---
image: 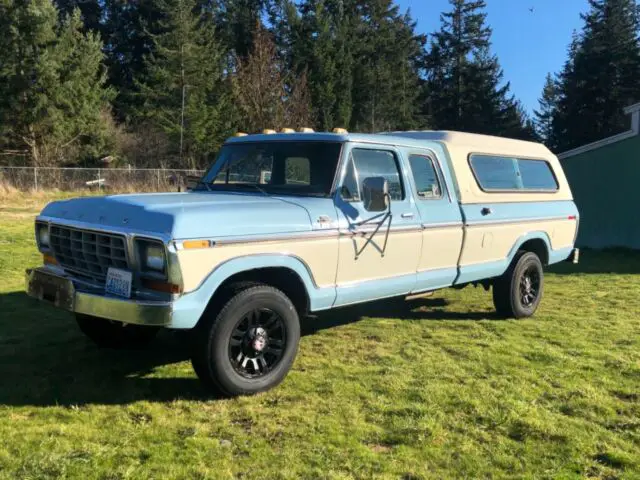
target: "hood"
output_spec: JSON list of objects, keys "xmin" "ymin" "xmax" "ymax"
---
[{"xmin": 39, "ymin": 192, "xmax": 314, "ymax": 239}]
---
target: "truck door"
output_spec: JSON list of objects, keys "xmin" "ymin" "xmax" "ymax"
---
[
  {"xmin": 403, "ymin": 148, "xmax": 464, "ymax": 293},
  {"xmin": 333, "ymin": 143, "xmax": 422, "ymax": 307}
]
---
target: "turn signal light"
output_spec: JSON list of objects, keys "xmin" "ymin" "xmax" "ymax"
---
[
  {"xmin": 43, "ymin": 254, "xmax": 57, "ymax": 265},
  {"xmin": 141, "ymin": 279, "xmax": 183, "ymax": 294},
  {"xmin": 182, "ymin": 239, "xmax": 213, "ymax": 250}
]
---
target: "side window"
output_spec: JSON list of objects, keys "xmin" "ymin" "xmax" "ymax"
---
[
  {"xmin": 518, "ymin": 159, "xmax": 558, "ymax": 190},
  {"xmin": 409, "ymin": 154, "xmax": 442, "ymax": 199},
  {"xmin": 470, "ymin": 154, "xmax": 559, "ymax": 192},
  {"xmin": 351, "ymin": 148, "xmax": 405, "ymax": 201},
  {"xmin": 285, "ymin": 157, "xmax": 310, "ymax": 185},
  {"xmin": 470, "ymin": 155, "xmax": 520, "ymax": 191}
]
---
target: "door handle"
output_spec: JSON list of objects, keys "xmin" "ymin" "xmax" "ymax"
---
[
  {"xmin": 481, "ymin": 207, "xmax": 493, "ymax": 216},
  {"xmin": 401, "ymin": 212, "xmax": 414, "ymax": 219}
]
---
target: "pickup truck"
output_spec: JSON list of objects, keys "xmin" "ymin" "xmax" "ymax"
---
[{"xmin": 26, "ymin": 130, "xmax": 579, "ymax": 396}]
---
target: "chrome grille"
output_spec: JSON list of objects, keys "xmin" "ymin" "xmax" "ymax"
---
[{"xmin": 49, "ymin": 224, "xmax": 129, "ymax": 281}]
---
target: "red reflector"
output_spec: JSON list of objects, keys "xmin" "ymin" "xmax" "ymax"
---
[
  {"xmin": 141, "ymin": 278, "xmax": 183, "ymax": 294},
  {"xmin": 568, "ymin": 215, "xmax": 577, "ymax": 220}
]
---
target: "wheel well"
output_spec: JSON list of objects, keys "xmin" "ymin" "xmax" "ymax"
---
[
  {"xmin": 203, "ymin": 267, "xmax": 310, "ymax": 322},
  {"xmin": 518, "ymin": 238, "xmax": 549, "ymax": 265}
]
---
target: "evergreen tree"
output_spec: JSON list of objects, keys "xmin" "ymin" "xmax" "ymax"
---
[
  {"xmin": 425, "ymin": 0, "xmax": 533, "ymax": 138},
  {"xmin": 294, "ymin": 0, "xmax": 354, "ymax": 131},
  {"xmin": 214, "ymin": 0, "xmax": 266, "ymax": 58},
  {"xmin": 101, "ymin": 0, "xmax": 164, "ymax": 121},
  {"xmin": 534, "ymin": 73, "xmax": 560, "ymax": 146},
  {"xmin": 53, "ymin": 0, "xmax": 103, "ymax": 33},
  {"xmin": 552, "ymin": 0, "xmax": 640, "ymax": 151},
  {"xmin": 350, "ymin": 0, "xmax": 426, "ymax": 132},
  {"xmin": 134, "ymin": 0, "xmax": 232, "ymax": 168},
  {"xmin": 0, "ymin": 2, "xmax": 114, "ymax": 165}
]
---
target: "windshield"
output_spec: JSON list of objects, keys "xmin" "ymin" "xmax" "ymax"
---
[{"xmin": 199, "ymin": 141, "xmax": 343, "ymax": 197}]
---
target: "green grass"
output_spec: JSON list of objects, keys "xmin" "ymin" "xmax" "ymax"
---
[{"xmin": 1, "ymin": 197, "xmax": 639, "ymax": 479}]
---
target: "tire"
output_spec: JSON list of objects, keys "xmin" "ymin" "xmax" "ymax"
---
[
  {"xmin": 492, "ymin": 251, "xmax": 544, "ymax": 319},
  {"xmin": 75, "ymin": 314, "xmax": 159, "ymax": 349},
  {"xmin": 191, "ymin": 285, "xmax": 300, "ymax": 397}
]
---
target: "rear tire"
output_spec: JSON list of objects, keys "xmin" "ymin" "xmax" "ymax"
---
[
  {"xmin": 191, "ymin": 285, "xmax": 300, "ymax": 397},
  {"xmin": 75, "ymin": 314, "xmax": 159, "ymax": 349},
  {"xmin": 492, "ymin": 251, "xmax": 544, "ymax": 319}
]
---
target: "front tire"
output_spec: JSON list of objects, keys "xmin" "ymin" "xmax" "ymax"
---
[
  {"xmin": 492, "ymin": 251, "xmax": 544, "ymax": 318},
  {"xmin": 191, "ymin": 285, "xmax": 300, "ymax": 397},
  {"xmin": 75, "ymin": 314, "xmax": 159, "ymax": 349}
]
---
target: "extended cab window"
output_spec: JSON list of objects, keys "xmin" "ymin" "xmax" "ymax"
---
[
  {"xmin": 341, "ymin": 149, "xmax": 405, "ymax": 201},
  {"xmin": 409, "ymin": 154, "xmax": 442, "ymax": 199},
  {"xmin": 470, "ymin": 154, "xmax": 558, "ymax": 192}
]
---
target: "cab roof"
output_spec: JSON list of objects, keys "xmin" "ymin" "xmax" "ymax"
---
[{"xmin": 224, "ymin": 130, "xmax": 553, "ymax": 159}]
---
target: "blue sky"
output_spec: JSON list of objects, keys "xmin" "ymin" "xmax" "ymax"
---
[{"xmin": 395, "ymin": 0, "xmax": 590, "ymax": 115}]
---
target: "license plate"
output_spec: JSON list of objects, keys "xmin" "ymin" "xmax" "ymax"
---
[{"xmin": 105, "ymin": 268, "xmax": 132, "ymax": 298}]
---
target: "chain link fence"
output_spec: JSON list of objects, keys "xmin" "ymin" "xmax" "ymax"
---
[{"xmin": 0, "ymin": 167, "xmax": 206, "ymax": 193}]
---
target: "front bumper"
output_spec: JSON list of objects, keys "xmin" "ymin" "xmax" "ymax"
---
[{"xmin": 25, "ymin": 267, "xmax": 173, "ymax": 327}]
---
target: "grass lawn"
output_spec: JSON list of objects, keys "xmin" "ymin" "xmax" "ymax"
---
[{"xmin": 0, "ymin": 194, "xmax": 639, "ymax": 479}]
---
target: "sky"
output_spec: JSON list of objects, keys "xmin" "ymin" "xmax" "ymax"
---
[{"xmin": 394, "ymin": 0, "xmax": 591, "ymax": 115}]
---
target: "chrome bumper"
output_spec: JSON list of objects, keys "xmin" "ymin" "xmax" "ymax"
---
[{"xmin": 25, "ymin": 268, "xmax": 173, "ymax": 327}]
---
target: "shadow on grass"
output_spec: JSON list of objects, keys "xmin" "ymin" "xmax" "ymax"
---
[
  {"xmin": 549, "ymin": 248, "xmax": 640, "ymax": 275},
  {"xmin": 301, "ymin": 296, "xmax": 499, "ymax": 336},
  {"xmin": 0, "ymin": 291, "xmax": 211, "ymax": 406},
  {"xmin": 0, "ymin": 291, "xmax": 495, "ymax": 407}
]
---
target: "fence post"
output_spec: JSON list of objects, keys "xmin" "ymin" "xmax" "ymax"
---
[
  {"xmin": 98, "ymin": 169, "xmax": 102, "ymax": 191},
  {"xmin": 34, "ymin": 167, "xmax": 38, "ymax": 191},
  {"xmin": 157, "ymin": 169, "xmax": 160, "ymax": 191}
]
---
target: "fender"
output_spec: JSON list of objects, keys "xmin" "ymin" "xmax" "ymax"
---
[
  {"xmin": 169, "ymin": 254, "xmax": 337, "ymax": 329},
  {"xmin": 507, "ymin": 231, "xmax": 552, "ymax": 264},
  {"xmin": 456, "ymin": 231, "xmax": 553, "ymax": 285}
]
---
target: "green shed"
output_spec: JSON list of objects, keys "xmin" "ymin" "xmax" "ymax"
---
[{"xmin": 559, "ymin": 103, "xmax": 640, "ymax": 249}]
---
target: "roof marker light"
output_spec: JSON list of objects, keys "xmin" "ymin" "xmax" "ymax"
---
[
  {"xmin": 262, "ymin": 129, "xmax": 276, "ymax": 134},
  {"xmin": 332, "ymin": 128, "xmax": 348, "ymax": 134},
  {"xmin": 281, "ymin": 128, "xmax": 295, "ymax": 133},
  {"xmin": 298, "ymin": 127, "xmax": 315, "ymax": 133},
  {"xmin": 234, "ymin": 132, "xmax": 248, "ymax": 137}
]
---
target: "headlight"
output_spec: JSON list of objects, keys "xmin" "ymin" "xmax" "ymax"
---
[
  {"xmin": 36, "ymin": 223, "xmax": 50, "ymax": 249},
  {"xmin": 137, "ymin": 240, "xmax": 166, "ymax": 274}
]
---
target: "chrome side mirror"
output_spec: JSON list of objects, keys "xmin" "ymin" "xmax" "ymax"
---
[{"xmin": 362, "ymin": 177, "xmax": 389, "ymax": 212}]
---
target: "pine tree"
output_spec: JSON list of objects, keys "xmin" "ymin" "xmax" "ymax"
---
[
  {"xmin": 0, "ymin": 2, "xmax": 114, "ymax": 165},
  {"xmin": 534, "ymin": 73, "xmax": 560, "ymax": 146},
  {"xmin": 294, "ymin": 0, "xmax": 355, "ymax": 131},
  {"xmin": 53, "ymin": 0, "xmax": 103, "ymax": 33},
  {"xmin": 214, "ymin": 0, "xmax": 266, "ymax": 58},
  {"xmin": 101, "ymin": 0, "xmax": 164, "ymax": 120},
  {"xmin": 552, "ymin": 0, "xmax": 640, "ymax": 152},
  {"xmin": 350, "ymin": 0, "xmax": 426, "ymax": 132},
  {"xmin": 425, "ymin": 0, "xmax": 533, "ymax": 138},
  {"xmin": 134, "ymin": 0, "xmax": 232, "ymax": 168}
]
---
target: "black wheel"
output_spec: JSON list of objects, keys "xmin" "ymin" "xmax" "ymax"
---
[
  {"xmin": 492, "ymin": 251, "xmax": 544, "ymax": 319},
  {"xmin": 191, "ymin": 285, "xmax": 300, "ymax": 397},
  {"xmin": 75, "ymin": 314, "xmax": 159, "ymax": 349}
]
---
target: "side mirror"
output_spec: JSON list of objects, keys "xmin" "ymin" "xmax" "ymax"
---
[{"xmin": 362, "ymin": 177, "xmax": 389, "ymax": 212}]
